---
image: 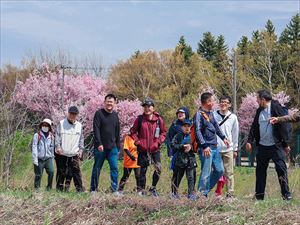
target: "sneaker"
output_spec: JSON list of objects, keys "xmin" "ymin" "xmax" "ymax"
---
[
  {"xmin": 283, "ymin": 194, "xmax": 292, "ymax": 201},
  {"xmin": 90, "ymin": 191, "xmax": 97, "ymax": 195},
  {"xmin": 226, "ymin": 192, "xmax": 235, "ymax": 198},
  {"xmin": 171, "ymin": 192, "xmax": 180, "ymax": 199},
  {"xmin": 113, "ymin": 191, "xmax": 124, "ymax": 197},
  {"xmin": 188, "ymin": 194, "xmax": 198, "ymax": 201},
  {"xmin": 137, "ymin": 190, "xmax": 146, "ymax": 197},
  {"xmin": 149, "ymin": 187, "xmax": 159, "ymax": 197}
]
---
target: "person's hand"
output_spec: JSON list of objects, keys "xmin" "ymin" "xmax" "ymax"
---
[
  {"xmin": 98, "ymin": 145, "xmax": 104, "ymax": 152},
  {"xmin": 223, "ymin": 139, "xmax": 230, "ymax": 148},
  {"xmin": 203, "ymin": 147, "xmax": 211, "ymax": 157},
  {"xmin": 233, "ymin": 151, "xmax": 238, "ymax": 159},
  {"xmin": 56, "ymin": 148, "xmax": 63, "ymax": 155},
  {"xmin": 246, "ymin": 143, "xmax": 252, "ymax": 153},
  {"xmin": 284, "ymin": 146, "xmax": 291, "ymax": 155},
  {"xmin": 33, "ymin": 161, "xmax": 38, "ymax": 166},
  {"xmin": 77, "ymin": 150, "xmax": 83, "ymax": 159},
  {"xmin": 184, "ymin": 144, "xmax": 191, "ymax": 153},
  {"xmin": 270, "ymin": 117, "xmax": 279, "ymax": 125}
]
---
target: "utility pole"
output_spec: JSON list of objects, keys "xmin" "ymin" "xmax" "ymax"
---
[
  {"xmin": 232, "ymin": 50, "xmax": 237, "ymax": 114},
  {"xmin": 60, "ymin": 65, "xmax": 71, "ymax": 111}
]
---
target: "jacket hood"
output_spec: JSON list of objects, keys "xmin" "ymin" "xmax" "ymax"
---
[{"xmin": 177, "ymin": 107, "xmax": 190, "ymax": 119}]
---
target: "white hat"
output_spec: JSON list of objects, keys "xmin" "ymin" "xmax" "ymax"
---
[{"xmin": 40, "ymin": 118, "xmax": 52, "ymax": 126}]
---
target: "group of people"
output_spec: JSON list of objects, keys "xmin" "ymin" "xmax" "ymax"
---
[{"xmin": 32, "ymin": 90, "xmax": 299, "ymax": 200}]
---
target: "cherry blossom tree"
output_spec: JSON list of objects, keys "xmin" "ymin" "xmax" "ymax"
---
[{"xmin": 13, "ymin": 63, "xmax": 143, "ymax": 139}]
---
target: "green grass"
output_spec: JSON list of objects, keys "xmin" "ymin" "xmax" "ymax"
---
[{"xmin": 2, "ymin": 144, "xmax": 300, "ymax": 201}]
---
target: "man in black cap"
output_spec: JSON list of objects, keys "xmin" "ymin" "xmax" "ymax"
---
[
  {"xmin": 130, "ymin": 98, "xmax": 166, "ymax": 196},
  {"xmin": 55, "ymin": 106, "xmax": 84, "ymax": 192}
]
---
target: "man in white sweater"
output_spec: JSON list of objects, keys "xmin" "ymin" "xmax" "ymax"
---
[
  {"xmin": 55, "ymin": 106, "xmax": 84, "ymax": 192},
  {"xmin": 213, "ymin": 96, "xmax": 239, "ymax": 197}
]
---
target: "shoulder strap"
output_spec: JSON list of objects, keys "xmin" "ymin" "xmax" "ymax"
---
[
  {"xmin": 219, "ymin": 113, "xmax": 232, "ymax": 127},
  {"xmin": 200, "ymin": 111, "xmax": 210, "ymax": 122},
  {"xmin": 137, "ymin": 115, "xmax": 143, "ymax": 134},
  {"xmin": 37, "ymin": 131, "xmax": 42, "ymax": 145}
]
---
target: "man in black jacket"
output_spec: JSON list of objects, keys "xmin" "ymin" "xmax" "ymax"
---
[
  {"xmin": 246, "ymin": 90, "xmax": 292, "ymax": 201},
  {"xmin": 90, "ymin": 94, "xmax": 121, "ymax": 193}
]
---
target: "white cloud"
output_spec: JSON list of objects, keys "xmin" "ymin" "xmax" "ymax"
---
[{"xmin": 1, "ymin": 11, "xmax": 96, "ymax": 47}]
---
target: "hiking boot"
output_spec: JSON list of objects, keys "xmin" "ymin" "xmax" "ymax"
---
[{"xmin": 149, "ymin": 187, "xmax": 159, "ymax": 197}]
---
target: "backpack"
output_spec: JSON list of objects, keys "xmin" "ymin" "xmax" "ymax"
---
[
  {"xmin": 190, "ymin": 124, "xmax": 198, "ymax": 153},
  {"xmin": 190, "ymin": 111, "xmax": 214, "ymax": 153},
  {"xmin": 282, "ymin": 106, "xmax": 292, "ymax": 141}
]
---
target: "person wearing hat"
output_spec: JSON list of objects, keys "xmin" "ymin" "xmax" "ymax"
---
[
  {"xmin": 32, "ymin": 118, "xmax": 54, "ymax": 190},
  {"xmin": 171, "ymin": 119, "xmax": 197, "ymax": 200},
  {"xmin": 165, "ymin": 107, "xmax": 190, "ymax": 169},
  {"xmin": 130, "ymin": 98, "xmax": 167, "ymax": 196},
  {"xmin": 55, "ymin": 106, "xmax": 84, "ymax": 192}
]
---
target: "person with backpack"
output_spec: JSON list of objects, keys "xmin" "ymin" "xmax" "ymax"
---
[
  {"xmin": 90, "ymin": 94, "xmax": 121, "ymax": 194},
  {"xmin": 270, "ymin": 111, "xmax": 300, "ymax": 124},
  {"xmin": 55, "ymin": 106, "xmax": 84, "ymax": 192},
  {"xmin": 193, "ymin": 92, "xmax": 230, "ymax": 198},
  {"xmin": 246, "ymin": 89, "xmax": 292, "ymax": 201},
  {"xmin": 213, "ymin": 96, "xmax": 239, "ymax": 198},
  {"xmin": 130, "ymin": 98, "xmax": 167, "ymax": 196},
  {"xmin": 118, "ymin": 135, "xmax": 140, "ymax": 193},
  {"xmin": 165, "ymin": 107, "xmax": 190, "ymax": 170},
  {"xmin": 32, "ymin": 118, "xmax": 55, "ymax": 190},
  {"xmin": 171, "ymin": 119, "xmax": 197, "ymax": 200}
]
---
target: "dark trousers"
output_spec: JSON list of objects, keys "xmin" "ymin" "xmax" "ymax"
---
[
  {"xmin": 138, "ymin": 151, "xmax": 161, "ymax": 190},
  {"xmin": 34, "ymin": 158, "xmax": 54, "ymax": 190},
  {"xmin": 55, "ymin": 154, "xmax": 83, "ymax": 192},
  {"xmin": 255, "ymin": 145, "xmax": 290, "ymax": 200},
  {"xmin": 171, "ymin": 166, "xmax": 195, "ymax": 196},
  {"xmin": 118, "ymin": 167, "xmax": 141, "ymax": 191}
]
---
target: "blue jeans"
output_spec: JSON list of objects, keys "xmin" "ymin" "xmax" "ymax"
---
[
  {"xmin": 198, "ymin": 147, "xmax": 224, "ymax": 196},
  {"xmin": 90, "ymin": 147, "xmax": 119, "ymax": 192}
]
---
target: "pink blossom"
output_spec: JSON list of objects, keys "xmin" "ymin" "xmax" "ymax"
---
[{"xmin": 13, "ymin": 63, "xmax": 142, "ymax": 139}]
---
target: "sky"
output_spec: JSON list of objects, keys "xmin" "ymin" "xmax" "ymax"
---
[{"xmin": 1, "ymin": 0, "xmax": 300, "ymax": 69}]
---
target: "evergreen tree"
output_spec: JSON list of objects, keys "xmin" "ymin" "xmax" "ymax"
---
[
  {"xmin": 214, "ymin": 35, "xmax": 229, "ymax": 73},
  {"xmin": 237, "ymin": 36, "xmax": 250, "ymax": 55},
  {"xmin": 265, "ymin": 19, "xmax": 275, "ymax": 35},
  {"xmin": 176, "ymin": 36, "xmax": 193, "ymax": 63},
  {"xmin": 279, "ymin": 28, "xmax": 290, "ymax": 45},
  {"xmin": 286, "ymin": 13, "xmax": 300, "ymax": 50},
  {"xmin": 197, "ymin": 32, "xmax": 216, "ymax": 61}
]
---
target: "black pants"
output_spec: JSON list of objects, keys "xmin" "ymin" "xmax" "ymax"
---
[
  {"xmin": 255, "ymin": 145, "xmax": 290, "ymax": 200},
  {"xmin": 138, "ymin": 151, "xmax": 161, "ymax": 190},
  {"xmin": 118, "ymin": 168, "xmax": 141, "ymax": 191},
  {"xmin": 55, "ymin": 154, "xmax": 83, "ymax": 192},
  {"xmin": 171, "ymin": 166, "xmax": 195, "ymax": 196}
]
